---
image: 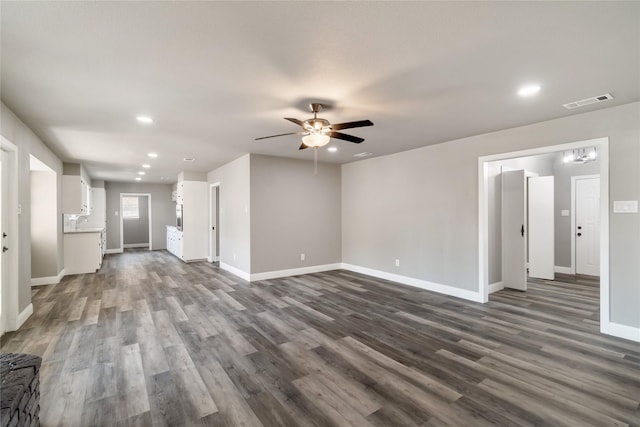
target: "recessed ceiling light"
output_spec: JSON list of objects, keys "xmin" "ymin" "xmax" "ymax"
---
[
  {"xmin": 136, "ymin": 115, "xmax": 153, "ymax": 124},
  {"xmin": 138, "ymin": 171, "xmax": 145, "ymax": 175},
  {"xmin": 135, "ymin": 177, "xmax": 142, "ymax": 181},
  {"xmin": 147, "ymin": 152, "xmax": 158, "ymax": 158},
  {"xmin": 183, "ymin": 157, "xmax": 195, "ymax": 162},
  {"xmin": 142, "ymin": 164, "xmax": 151, "ymax": 169},
  {"xmin": 518, "ymin": 84, "xmax": 541, "ymax": 97},
  {"xmin": 328, "ymin": 147, "xmax": 338, "ymax": 153}
]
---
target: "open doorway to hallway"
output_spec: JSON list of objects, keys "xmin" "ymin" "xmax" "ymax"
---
[
  {"xmin": 120, "ymin": 193, "xmax": 152, "ymax": 252},
  {"xmin": 479, "ymin": 137, "xmax": 609, "ymax": 334}
]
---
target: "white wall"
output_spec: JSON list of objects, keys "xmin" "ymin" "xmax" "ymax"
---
[
  {"xmin": 342, "ymin": 102, "xmax": 640, "ymax": 329},
  {"xmin": 207, "ymin": 154, "xmax": 251, "ymax": 274},
  {"xmin": 1, "ymin": 102, "xmax": 63, "ymax": 313}
]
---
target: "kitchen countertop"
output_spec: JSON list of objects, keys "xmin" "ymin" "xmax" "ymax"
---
[{"xmin": 64, "ymin": 227, "xmax": 105, "ymax": 234}]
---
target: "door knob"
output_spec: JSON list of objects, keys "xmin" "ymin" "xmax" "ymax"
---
[
  {"xmin": 577, "ymin": 233, "xmax": 582, "ymax": 236},
  {"xmin": 2, "ymin": 246, "xmax": 8, "ymax": 253},
  {"xmin": 520, "ymin": 225, "xmax": 524, "ymax": 237},
  {"xmin": 577, "ymin": 226, "xmax": 582, "ymax": 230},
  {"xmin": 2, "ymin": 232, "xmax": 6, "ymax": 238}
]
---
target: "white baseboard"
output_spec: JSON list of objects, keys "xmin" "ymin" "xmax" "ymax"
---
[
  {"xmin": 554, "ymin": 266, "xmax": 572, "ymax": 274},
  {"xmin": 105, "ymin": 248, "xmax": 123, "ymax": 254},
  {"xmin": 341, "ymin": 263, "xmax": 484, "ymax": 303},
  {"xmin": 604, "ymin": 321, "xmax": 640, "ymax": 342},
  {"xmin": 123, "ymin": 243, "xmax": 150, "ymax": 249},
  {"xmin": 250, "ymin": 263, "xmax": 343, "ymax": 282},
  {"xmin": 489, "ymin": 281, "xmax": 504, "ymax": 294},
  {"xmin": 220, "ymin": 263, "xmax": 250, "ymax": 281},
  {"xmin": 14, "ymin": 304, "xmax": 33, "ymax": 330},
  {"xmin": 206, "ymin": 256, "xmax": 221, "ymax": 263},
  {"xmin": 31, "ymin": 268, "xmax": 66, "ymax": 287}
]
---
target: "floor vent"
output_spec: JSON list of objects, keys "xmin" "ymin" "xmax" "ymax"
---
[{"xmin": 563, "ymin": 93, "xmax": 613, "ymax": 110}]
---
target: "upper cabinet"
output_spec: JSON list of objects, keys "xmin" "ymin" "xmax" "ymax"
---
[
  {"xmin": 62, "ymin": 163, "xmax": 92, "ymax": 214},
  {"xmin": 63, "ymin": 175, "xmax": 91, "ymax": 214}
]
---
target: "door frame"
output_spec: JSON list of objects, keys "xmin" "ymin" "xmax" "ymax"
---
[
  {"xmin": 0, "ymin": 136, "xmax": 20, "ymax": 333},
  {"xmin": 571, "ymin": 174, "xmax": 600, "ymax": 275},
  {"xmin": 478, "ymin": 137, "xmax": 609, "ymax": 333},
  {"xmin": 119, "ymin": 193, "xmax": 152, "ymax": 252},
  {"xmin": 208, "ymin": 183, "xmax": 220, "ymax": 263}
]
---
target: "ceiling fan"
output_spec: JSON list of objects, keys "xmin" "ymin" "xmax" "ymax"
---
[{"xmin": 255, "ymin": 103, "xmax": 374, "ymax": 150}]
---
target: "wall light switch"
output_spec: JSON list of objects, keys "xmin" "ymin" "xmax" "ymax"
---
[
  {"xmin": 561, "ymin": 209, "xmax": 570, "ymax": 217},
  {"xmin": 395, "ymin": 259, "xmax": 400, "ymax": 267},
  {"xmin": 115, "ymin": 211, "xmax": 119, "ymax": 216},
  {"xmin": 300, "ymin": 253, "xmax": 305, "ymax": 261},
  {"xmin": 613, "ymin": 200, "xmax": 638, "ymax": 213}
]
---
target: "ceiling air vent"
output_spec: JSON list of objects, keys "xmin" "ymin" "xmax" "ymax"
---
[
  {"xmin": 563, "ymin": 93, "xmax": 613, "ymax": 110},
  {"xmin": 353, "ymin": 152, "xmax": 373, "ymax": 158}
]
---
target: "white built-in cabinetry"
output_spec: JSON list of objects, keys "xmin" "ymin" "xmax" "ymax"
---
[
  {"xmin": 167, "ymin": 178, "xmax": 208, "ymax": 262},
  {"xmin": 63, "ymin": 175, "xmax": 92, "ymax": 214},
  {"xmin": 63, "ymin": 228, "xmax": 106, "ymax": 274},
  {"xmin": 166, "ymin": 226, "xmax": 183, "ymax": 259}
]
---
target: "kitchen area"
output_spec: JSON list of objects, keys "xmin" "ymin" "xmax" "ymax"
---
[{"xmin": 62, "ymin": 163, "xmax": 106, "ymax": 275}]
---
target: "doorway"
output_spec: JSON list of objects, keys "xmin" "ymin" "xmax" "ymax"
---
[
  {"xmin": 119, "ymin": 193, "xmax": 152, "ymax": 251},
  {"xmin": 209, "ymin": 184, "xmax": 220, "ymax": 263},
  {"xmin": 30, "ymin": 155, "xmax": 58, "ymax": 283},
  {"xmin": 479, "ymin": 137, "xmax": 609, "ymax": 334}
]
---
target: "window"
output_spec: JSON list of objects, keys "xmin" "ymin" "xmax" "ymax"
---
[{"xmin": 122, "ymin": 196, "xmax": 139, "ymax": 219}]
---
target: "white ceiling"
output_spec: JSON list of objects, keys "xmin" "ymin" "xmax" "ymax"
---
[{"xmin": 2, "ymin": 2, "xmax": 638, "ymax": 183}]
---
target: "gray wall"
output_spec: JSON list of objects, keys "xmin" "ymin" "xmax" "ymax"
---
[
  {"xmin": 30, "ymin": 170, "xmax": 58, "ymax": 278},
  {"xmin": 1, "ymin": 102, "xmax": 64, "ymax": 313},
  {"xmin": 250, "ymin": 154, "xmax": 341, "ymax": 273},
  {"xmin": 207, "ymin": 154, "xmax": 251, "ymax": 273},
  {"xmin": 342, "ymin": 101, "xmax": 640, "ymax": 328},
  {"xmin": 122, "ymin": 196, "xmax": 149, "ymax": 245},
  {"xmin": 105, "ymin": 182, "xmax": 174, "ymax": 250}
]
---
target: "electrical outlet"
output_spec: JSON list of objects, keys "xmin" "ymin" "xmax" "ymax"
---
[
  {"xmin": 301, "ymin": 253, "xmax": 305, "ymax": 261},
  {"xmin": 395, "ymin": 259, "xmax": 400, "ymax": 267},
  {"xmin": 233, "ymin": 253, "xmax": 237, "ymax": 261}
]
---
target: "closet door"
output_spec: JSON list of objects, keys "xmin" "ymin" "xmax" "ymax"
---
[{"xmin": 502, "ymin": 170, "xmax": 526, "ymax": 290}]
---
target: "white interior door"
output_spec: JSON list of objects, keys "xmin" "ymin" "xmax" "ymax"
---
[
  {"xmin": 576, "ymin": 177, "xmax": 600, "ymax": 276},
  {"xmin": 0, "ymin": 150, "xmax": 5, "ymax": 335},
  {"xmin": 528, "ymin": 176, "xmax": 555, "ymax": 280},
  {"xmin": 502, "ymin": 169, "xmax": 527, "ymax": 290}
]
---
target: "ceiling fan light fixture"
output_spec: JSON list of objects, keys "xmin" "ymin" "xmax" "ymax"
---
[{"xmin": 302, "ymin": 133, "xmax": 330, "ymax": 148}]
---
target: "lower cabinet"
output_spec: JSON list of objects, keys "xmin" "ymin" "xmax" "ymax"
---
[
  {"xmin": 166, "ymin": 226, "xmax": 184, "ymax": 260},
  {"xmin": 64, "ymin": 232, "xmax": 103, "ymax": 274}
]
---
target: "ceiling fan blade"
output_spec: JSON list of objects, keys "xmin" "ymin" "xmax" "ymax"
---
[
  {"xmin": 330, "ymin": 120, "xmax": 373, "ymax": 131},
  {"xmin": 329, "ymin": 132, "xmax": 364, "ymax": 144},
  {"xmin": 299, "ymin": 143, "xmax": 309, "ymax": 150},
  {"xmin": 284, "ymin": 117, "xmax": 304, "ymax": 127},
  {"xmin": 254, "ymin": 132, "xmax": 299, "ymax": 140}
]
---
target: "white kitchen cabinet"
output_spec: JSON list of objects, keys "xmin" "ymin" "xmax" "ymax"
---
[
  {"xmin": 63, "ymin": 175, "xmax": 91, "ymax": 214},
  {"xmin": 64, "ymin": 230, "xmax": 103, "ymax": 274},
  {"xmin": 166, "ymin": 226, "xmax": 183, "ymax": 259},
  {"xmin": 176, "ymin": 181, "xmax": 184, "ymax": 205}
]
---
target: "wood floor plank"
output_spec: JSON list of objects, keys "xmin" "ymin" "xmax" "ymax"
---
[{"xmin": 2, "ymin": 249, "xmax": 638, "ymax": 426}]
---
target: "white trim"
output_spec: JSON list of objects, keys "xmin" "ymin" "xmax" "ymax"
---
[
  {"xmin": 250, "ymin": 263, "xmax": 343, "ymax": 282},
  {"xmin": 206, "ymin": 256, "xmax": 220, "ymax": 263},
  {"xmin": 342, "ymin": 263, "xmax": 484, "ymax": 303},
  {"xmin": 606, "ymin": 322, "xmax": 640, "ymax": 343},
  {"xmin": 119, "ymin": 193, "xmax": 152, "ymax": 253},
  {"xmin": 571, "ymin": 174, "xmax": 600, "ymax": 276},
  {"xmin": 15, "ymin": 303, "xmax": 33, "ymax": 330},
  {"xmin": 478, "ymin": 137, "xmax": 610, "ymax": 336},
  {"xmin": 1, "ymin": 137, "xmax": 19, "ymax": 334},
  {"xmin": 554, "ymin": 266, "xmax": 572, "ymax": 275},
  {"xmin": 123, "ymin": 243, "xmax": 150, "ymax": 249},
  {"xmin": 31, "ymin": 268, "xmax": 66, "ymax": 286},
  {"xmin": 488, "ymin": 281, "xmax": 504, "ymax": 294},
  {"xmin": 105, "ymin": 248, "xmax": 123, "ymax": 254},
  {"xmin": 220, "ymin": 262, "xmax": 250, "ymax": 281}
]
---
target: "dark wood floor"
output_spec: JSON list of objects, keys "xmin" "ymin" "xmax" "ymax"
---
[{"xmin": 2, "ymin": 250, "xmax": 639, "ymax": 426}]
